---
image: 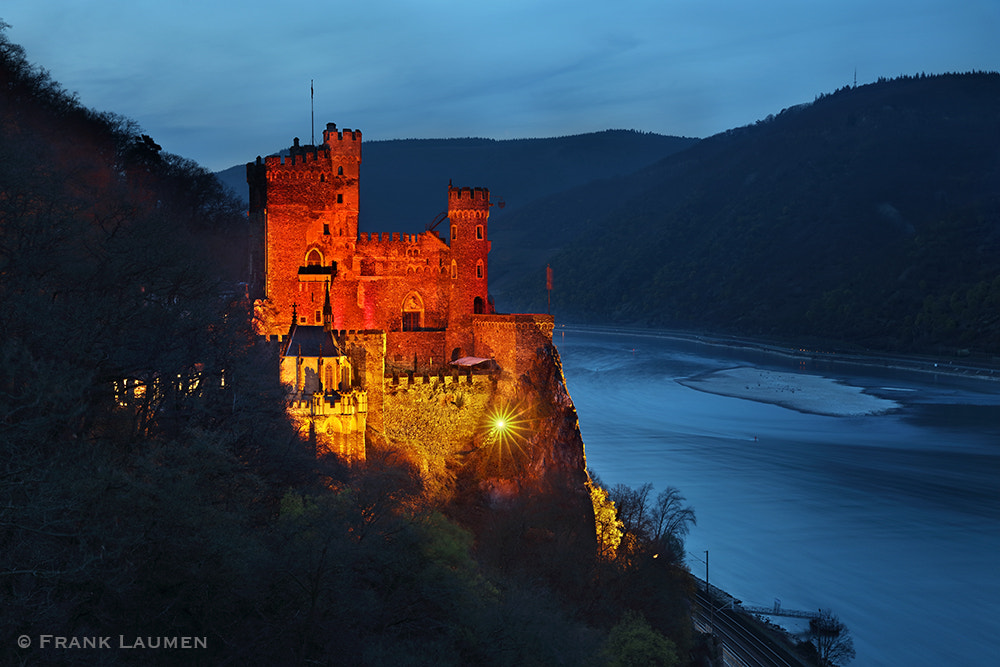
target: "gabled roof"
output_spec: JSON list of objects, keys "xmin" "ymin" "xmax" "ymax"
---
[{"xmin": 282, "ymin": 325, "xmax": 341, "ymax": 358}]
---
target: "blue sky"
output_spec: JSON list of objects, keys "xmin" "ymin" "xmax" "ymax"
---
[{"xmin": 3, "ymin": 1, "xmax": 996, "ymax": 172}]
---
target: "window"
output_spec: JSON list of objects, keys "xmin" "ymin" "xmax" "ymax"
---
[
  {"xmin": 402, "ymin": 312, "xmax": 421, "ymax": 331},
  {"xmin": 323, "ymin": 223, "xmax": 330, "ymax": 235},
  {"xmin": 337, "ymin": 166, "xmax": 344, "ymax": 175},
  {"xmin": 314, "ymin": 310, "xmax": 322, "ymax": 324},
  {"xmin": 476, "ymin": 225, "xmax": 483, "ymax": 240},
  {"xmin": 401, "ymin": 292, "xmax": 424, "ymax": 331},
  {"xmin": 474, "ymin": 297, "xmax": 485, "ymax": 314},
  {"xmin": 337, "ymin": 194, "xmax": 343, "ymax": 203},
  {"xmin": 450, "ymin": 261, "xmax": 458, "ymax": 279},
  {"xmin": 450, "ymin": 224, "xmax": 458, "ymax": 240},
  {"xmin": 306, "ymin": 249, "xmax": 323, "ymax": 266},
  {"xmin": 476, "ymin": 260, "xmax": 484, "ymax": 278}
]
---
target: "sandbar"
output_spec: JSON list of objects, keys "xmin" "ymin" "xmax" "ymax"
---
[{"xmin": 678, "ymin": 366, "xmax": 900, "ymax": 417}]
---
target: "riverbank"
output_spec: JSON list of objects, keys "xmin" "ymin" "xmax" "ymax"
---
[{"xmin": 555, "ymin": 323, "xmax": 1000, "ymax": 383}]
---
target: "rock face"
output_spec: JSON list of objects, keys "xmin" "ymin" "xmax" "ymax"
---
[
  {"xmin": 381, "ymin": 342, "xmax": 590, "ymax": 497},
  {"xmin": 378, "ymin": 328, "xmax": 594, "ymax": 549},
  {"xmin": 457, "ymin": 339, "xmax": 597, "ymax": 576},
  {"xmin": 510, "ymin": 342, "xmax": 589, "ymax": 490}
]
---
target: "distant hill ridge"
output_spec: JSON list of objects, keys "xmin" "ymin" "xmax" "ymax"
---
[
  {"xmin": 215, "ymin": 129, "xmax": 698, "ymax": 231},
  {"xmin": 501, "ymin": 72, "xmax": 1000, "ymax": 355}
]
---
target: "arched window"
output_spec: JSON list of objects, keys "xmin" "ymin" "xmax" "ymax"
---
[
  {"xmin": 473, "ymin": 297, "xmax": 485, "ymax": 314},
  {"xmin": 337, "ymin": 166, "xmax": 344, "ymax": 176},
  {"xmin": 401, "ymin": 292, "xmax": 424, "ymax": 331},
  {"xmin": 306, "ymin": 249, "xmax": 323, "ymax": 266},
  {"xmin": 476, "ymin": 260, "xmax": 484, "ymax": 279},
  {"xmin": 450, "ymin": 224, "xmax": 458, "ymax": 240},
  {"xmin": 450, "ymin": 261, "xmax": 458, "ymax": 279}
]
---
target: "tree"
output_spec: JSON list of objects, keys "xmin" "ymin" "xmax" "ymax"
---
[
  {"xmin": 650, "ymin": 486, "xmax": 696, "ymax": 564},
  {"xmin": 808, "ymin": 611, "xmax": 856, "ymax": 666},
  {"xmin": 590, "ymin": 480, "xmax": 623, "ymax": 561},
  {"xmin": 602, "ymin": 610, "xmax": 679, "ymax": 667},
  {"xmin": 608, "ymin": 483, "xmax": 695, "ymax": 566}
]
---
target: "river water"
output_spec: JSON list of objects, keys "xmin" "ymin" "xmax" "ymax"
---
[{"xmin": 554, "ymin": 327, "xmax": 1000, "ymax": 666}]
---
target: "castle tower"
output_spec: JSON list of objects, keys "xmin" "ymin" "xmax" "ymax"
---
[
  {"xmin": 247, "ymin": 123, "xmax": 362, "ymax": 337},
  {"xmin": 447, "ymin": 185, "xmax": 491, "ymax": 317},
  {"xmin": 445, "ymin": 185, "xmax": 492, "ymax": 359}
]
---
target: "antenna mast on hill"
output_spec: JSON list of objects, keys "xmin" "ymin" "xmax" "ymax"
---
[{"xmin": 310, "ymin": 80, "xmax": 315, "ymax": 145}]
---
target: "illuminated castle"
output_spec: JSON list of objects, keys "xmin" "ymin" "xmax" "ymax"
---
[{"xmin": 247, "ymin": 122, "xmax": 554, "ymax": 462}]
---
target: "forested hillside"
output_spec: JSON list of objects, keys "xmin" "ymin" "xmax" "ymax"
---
[
  {"xmin": 504, "ymin": 73, "xmax": 1000, "ymax": 355},
  {"xmin": 2, "ymin": 26, "xmax": 702, "ymax": 666}
]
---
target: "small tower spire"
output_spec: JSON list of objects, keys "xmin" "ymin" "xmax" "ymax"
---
[
  {"xmin": 288, "ymin": 302, "xmax": 299, "ymax": 339},
  {"xmin": 323, "ymin": 279, "xmax": 333, "ymax": 332}
]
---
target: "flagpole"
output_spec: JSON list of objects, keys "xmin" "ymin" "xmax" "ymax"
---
[
  {"xmin": 310, "ymin": 80, "xmax": 315, "ymax": 145},
  {"xmin": 546, "ymin": 265, "xmax": 553, "ymax": 314}
]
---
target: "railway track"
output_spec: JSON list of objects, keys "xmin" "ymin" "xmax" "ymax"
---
[{"xmin": 693, "ymin": 589, "xmax": 806, "ymax": 667}]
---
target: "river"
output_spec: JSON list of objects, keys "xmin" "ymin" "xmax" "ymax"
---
[{"xmin": 554, "ymin": 326, "xmax": 1000, "ymax": 666}]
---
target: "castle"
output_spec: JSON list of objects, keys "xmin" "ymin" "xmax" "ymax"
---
[{"xmin": 247, "ymin": 122, "xmax": 554, "ymax": 462}]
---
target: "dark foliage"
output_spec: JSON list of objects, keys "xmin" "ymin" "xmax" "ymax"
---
[{"xmin": 1, "ymin": 25, "xmax": 698, "ymax": 666}]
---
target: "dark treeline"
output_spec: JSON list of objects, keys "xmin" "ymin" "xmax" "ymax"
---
[{"xmin": 1, "ymin": 24, "xmax": 704, "ymax": 666}]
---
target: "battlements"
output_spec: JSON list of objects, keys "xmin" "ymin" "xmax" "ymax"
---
[
  {"xmin": 472, "ymin": 313, "xmax": 555, "ymax": 338},
  {"xmin": 264, "ymin": 147, "xmax": 329, "ymax": 168},
  {"xmin": 255, "ymin": 122, "xmax": 362, "ymax": 175},
  {"xmin": 448, "ymin": 185, "xmax": 490, "ymax": 203},
  {"xmin": 357, "ymin": 232, "xmax": 413, "ymax": 245},
  {"xmin": 322, "ymin": 122, "xmax": 361, "ymax": 143},
  {"xmin": 355, "ymin": 230, "xmax": 445, "ymax": 249},
  {"xmin": 337, "ymin": 329, "xmax": 385, "ymax": 342}
]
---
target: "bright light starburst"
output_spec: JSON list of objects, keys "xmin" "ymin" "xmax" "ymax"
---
[{"xmin": 480, "ymin": 402, "xmax": 532, "ymax": 475}]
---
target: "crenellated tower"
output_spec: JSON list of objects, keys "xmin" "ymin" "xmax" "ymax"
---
[
  {"xmin": 447, "ymin": 185, "xmax": 492, "ymax": 317},
  {"xmin": 247, "ymin": 123, "xmax": 362, "ymax": 331}
]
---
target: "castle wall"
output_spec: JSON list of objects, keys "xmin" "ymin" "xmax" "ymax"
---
[
  {"xmin": 285, "ymin": 393, "xmax": 367, "ymax": 463},
  {"xmin": 342, "ymin": 330, "xmax": 386, "ymax": 433},
  {"xmin": 382, "ymin": 373, "xmax": 493, "ymax": 479},
  {"xmin": 472, "ymin": 314, "xmax": 555, "ymax": 379},
  {"xmin": 386, "ymin": 330, "xmax": 448, "ymax": 374}
]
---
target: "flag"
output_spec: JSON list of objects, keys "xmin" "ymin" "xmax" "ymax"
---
[{"xmin": 546, "ymin": 265, "xmax": 553, "ymax": 291}]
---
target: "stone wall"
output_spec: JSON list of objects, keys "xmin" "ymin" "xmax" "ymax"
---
[
  {"xmin": 382, "ymin": 374, "xmax": 495, "ymax": 480},
  {"xmin": 472, "ymin": 314, "xmax": 555, "ymax": 379}
]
